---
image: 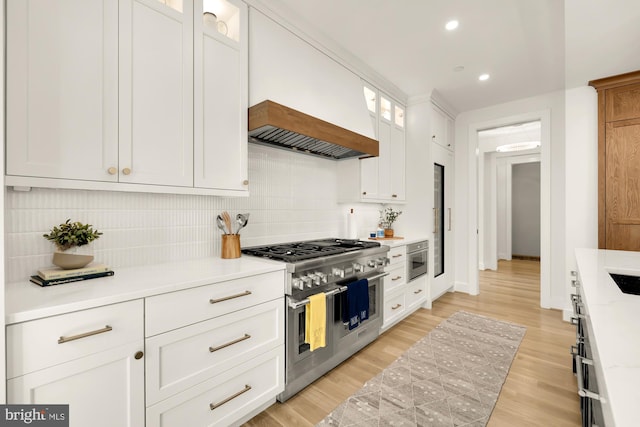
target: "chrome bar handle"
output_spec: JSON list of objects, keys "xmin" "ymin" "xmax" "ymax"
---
[
  {"xmin": 448, "ymin": 208, "xmax": 451, "ymax": 231},
  {"xmin": 209, "ymin": 334, "xmax": 251, "ymax": 353},
  {"xmin": 210, "ymin": 290, "xmax": 252, "ymax": 304},
  {"xmin": 288, "ymin": 272, "xmax": 389, "ymax": 309},
  {"xmin": 58, "ymin": 325, "xmax": 112, "ymax": 344},
  {"xmin": 209, "ymin": 384, "xmax": 252, "ymax": 410},
  {"xmin": 575, "ymin": 355, "xmax": 601, "ymax": 400}
]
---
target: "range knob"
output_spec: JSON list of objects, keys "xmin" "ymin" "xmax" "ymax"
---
[
  {"xmin": 332, "ymin": 267, "xmax": 345, "ymax": 278},
  {"xmin": 309, "ymin": 273, "xmax": 321, "ymax": 286},
  {"xmin": 301, "ymin": 276, "xmax": 313, "ymax": 289},
  {"xmin": 292, "ymin": 278, "xmax": 304, "ymax": 291},
  {"xmin": 315, "ymin": 272, "xmax": 328, "ymax": 284},
  {"xmin": 352, "ymin": 263, "xmax": 364, "ymax": 272},
  {"xmin": 367, "ymin": 259, "xmax": 376, "ymax": 268}
]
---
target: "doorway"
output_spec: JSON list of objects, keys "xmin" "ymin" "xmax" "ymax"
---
[{"xmin": 470, "ymin": 113, "xmax": 550, "ymax": 309}]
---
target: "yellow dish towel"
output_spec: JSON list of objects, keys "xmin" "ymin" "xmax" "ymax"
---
[{"xmin": 305, "ymin": 293, "xmax": 326, "ymax": 351}]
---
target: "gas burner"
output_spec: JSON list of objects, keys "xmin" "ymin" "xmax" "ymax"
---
[{"xmin": 241, "ymin": 238, "xmax": 381, "ymax": 263}]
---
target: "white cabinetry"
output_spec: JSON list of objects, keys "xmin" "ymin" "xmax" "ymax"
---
[
  {"xmin": 6, "ymin": 0, "xmax": 119, "ymax": 182},
  {"xmin": 338, "ymin": 84, "xmax": 406, "ymax": 203},
  {"xmin": 5, "ymin": 0, "xmax": 248, "ymax": 196},
  {"xmin": 194, "ymin": 0, "xmax": 248, "ymax": 191},
  {"xmin": 431, "ymin": 104, "xmax": 454, "ymax": 151},
  {"xmin": 119, "ymin": 0, "xmax": 194, "ymax": 186},
  {"xmin": 6, "ymin": 300, "xmax": 145, "ymax": 427},
  {"xmin": 382, "ymin": 244, "xmax": 428, "ymax": 331},
  {"xmin": 145, "ymin": 270, "xmax": 285, "ymax": 426}
]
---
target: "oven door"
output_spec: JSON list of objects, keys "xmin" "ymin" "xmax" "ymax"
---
[
  {"xmin": 408, "ymin": 247, "xmax": 428, "ymax": 281},
  {"xmin": 333, "ymin": 271, "xmax": 386, "ymax": 345}
]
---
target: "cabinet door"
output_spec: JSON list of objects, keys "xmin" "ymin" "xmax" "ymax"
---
[
  {"xmin": 194, "ymin": 0, "xmax": 248, "ymax": 191},
  {"xmin": 119, "ymin": 0, "xmax": 194, "ymax": 186},
  {"xmin": 431, "ymin": 105, "xmax": 454, "ymax": 150},
  {"xmin": 6, "ymin": 0, "xmax": 119, "ymax": 181},
  {"xmin": 8, "ymin": 342, "xmax": 144, "ymax": 427},
  {"xmin": 390, "ymin": 105, "xmax": 406, "ymax": 201}
]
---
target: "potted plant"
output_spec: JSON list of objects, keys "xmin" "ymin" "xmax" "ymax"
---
[
  {"xmin": 43, "ymin": 219, "xmax": 102, "ymax": 269},
  {"xmin": 379, "ymin": 207, "xmax": 402, "ymax": 238}
]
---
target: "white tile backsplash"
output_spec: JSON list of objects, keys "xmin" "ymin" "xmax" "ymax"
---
[{"xmin": 6, "ymin": 145, "xmax": 385, "ymax": 282}]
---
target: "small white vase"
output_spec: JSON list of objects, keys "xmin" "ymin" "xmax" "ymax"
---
[{"xmin": 52, "ymin": 246, "xmax": 94, "ymax": 269}]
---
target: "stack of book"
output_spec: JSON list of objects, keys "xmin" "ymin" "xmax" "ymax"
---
[{"xmin": 30, "ymin": 263, "xmax": 115, "ymax": 287}]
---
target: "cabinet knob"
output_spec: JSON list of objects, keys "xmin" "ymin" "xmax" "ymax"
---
[
  {"xmin": 362, "ymin": 191, "xmax": 367, "ymax": 195},
  {"xmin": 242, "ymin": 180, "xmax": 249, "ymax": 186},
  {"xmin": 122, "ymin": 167, "xmax": 131, "ymax": 175},
  {"xmin": 107, "ymin": 167, "xmax": 117, "ymax": 175},
  {"xmin": 392, "ymin": 194, "xmax": 397, "ymax": 198},
  {"xmin": 134, "ymin": 351, "xmax": 144, "ymax": 360}
]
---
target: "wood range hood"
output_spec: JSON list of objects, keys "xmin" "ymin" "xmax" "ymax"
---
[{"xmin": 248, "ymin": 100, "xmax": 379, "ymax": 160}]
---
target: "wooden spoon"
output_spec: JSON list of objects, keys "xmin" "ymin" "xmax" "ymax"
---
[{"xmin": 222, "ymin": 211, "xmax": 232, "ymax": 235}]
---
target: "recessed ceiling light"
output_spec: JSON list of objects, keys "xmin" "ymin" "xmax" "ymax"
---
[
  {"xmin": 453, "ymin": 65, "xmax": 465, "ymax": 72},
  {"xmin": 478, "ymin": 73, "xmax": 490, "ymax": 81},
  {"xmin": 445, "ymin": 20, "xmax": 459, "ymax": 31}
]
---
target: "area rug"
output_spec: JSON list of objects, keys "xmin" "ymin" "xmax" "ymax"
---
[{"xmin": 317, "ymin": 311, "xmax": 526, "ymax": 427}]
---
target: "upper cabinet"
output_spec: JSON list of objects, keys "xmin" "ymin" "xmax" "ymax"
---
[
  {"xmin": 6, "ymin": 0, "xmax": 120, "ymax": 182},
  {"xmin": 431, "ymin": 104, "xmax": 454, "ymax": 151},
  {"xmin": 194, "ymin": 0, "xmax": 248, "ymax": 191},
  {"xmin": 338, "ymin": 83, "xmax": 406, "ymax": 203},
  {"xmin": 5, "ymin": 0, "xmax": 248, "ymax": 196}
]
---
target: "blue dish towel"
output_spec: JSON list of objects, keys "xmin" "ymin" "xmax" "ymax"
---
[{"xmin": 344, "ymin": 278, "xmax": 369, "ymax": 330}]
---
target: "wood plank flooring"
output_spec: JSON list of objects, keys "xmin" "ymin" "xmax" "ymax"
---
[{"xmin": 244, "ymin": 260, "xmax": 581, "ymax": 426}]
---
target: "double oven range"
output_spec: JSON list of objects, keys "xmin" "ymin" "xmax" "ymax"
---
[{"xmin": 242, "ymin": 238, "xmax": 389, "ymax": 401}]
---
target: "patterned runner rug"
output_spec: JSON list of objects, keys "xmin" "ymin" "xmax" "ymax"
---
[{"xmin": 317, "ymin": 311, "xmax": 526, "ymax": 427}]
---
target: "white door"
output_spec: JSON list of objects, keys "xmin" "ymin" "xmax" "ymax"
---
[
  {"xmin": 6, "ymin": 0, "xmax": 119, "ymax": 182},
  {"xmin": 119, "ymin": 0, "xmax": 194, "ymax": 186},
  {"xmin": 432, "ymin": 144, "xmax": 454, "ymax": 299},
  {"xmin": 8, "ymin": 342, "xmax": 144, "ymax": 427}
]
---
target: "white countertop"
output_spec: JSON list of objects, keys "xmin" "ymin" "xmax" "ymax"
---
[
  {"xmin": 5, "ymin": 256, "xmax": 285, "ymax": 325},
  {"xmin": 361, "ymin": 235, "xmax": 430, "ymax": 247},
  {"xmin": 575, "ymin": 248, "xmax": 640, "ymax": 427}
]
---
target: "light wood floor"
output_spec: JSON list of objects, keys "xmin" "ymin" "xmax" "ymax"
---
[{"xmin": 244, "ymin": 260, "xmax": 580, "ymax": 426}]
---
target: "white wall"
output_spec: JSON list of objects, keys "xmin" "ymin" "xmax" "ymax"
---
[
  {"xmin": 454, "ymin": 90, "xmax": 564, "ymax": 308},
  {"xmin": 512, "ymin": 162, "xmax": 541, "ymax": 257},
  {"xmin": 563, "ymin": 86, "xmax": 598, "ymax": 317}
]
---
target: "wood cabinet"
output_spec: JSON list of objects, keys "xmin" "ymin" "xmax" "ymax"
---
[
  {"xmin": 5, "ymin": 0, "xmax": 248, "ymax": 196},
  {"xmin": 6, "ymin": 300, "xmax": 145, "ymax": 427},
  {"xmin": 590, "ymin": 70, "xmax": 640, "ymax": 250},
  {"xmin": 338, "ymin": 84, "xmax": 406, "ymax": 203}
]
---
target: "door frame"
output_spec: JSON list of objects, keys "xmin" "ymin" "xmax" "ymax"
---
[{"xmin": 466, "ymin": 109, "xmax": 551, "ymax": 308}]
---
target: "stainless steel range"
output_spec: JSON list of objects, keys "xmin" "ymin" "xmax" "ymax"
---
[{"xmin": 242, "ymin": 238, "xmax": 390, "ymax": 401}]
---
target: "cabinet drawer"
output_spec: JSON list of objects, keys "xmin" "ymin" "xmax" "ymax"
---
[
  {"xmin": 146, "ymin": 346, "xmax": 284, "ymax": 427},
  {"xmin": 387, "ymin": 245, "xmax": 406, "ymax": 266},
  {"xmin": 383, "ymin": 290, "xmax": 406, "ymax": 326},
  {"xmin": 7, "ymin": 300, "xmax": 143, "ymax": 379},
  {"xmin": 145, "ymin": 270, "xmax": 284, "ymax": 336},
  {"xmin": 146, "ymin": 299, "xmax": 284, "ymax": 405},
  {"xmin": 407, "ymin": 279, "xmax": 428, "ymax": 310},
  {"xmin": 384, "ymin": 264, "xmax": 406, "ymax": 292}
]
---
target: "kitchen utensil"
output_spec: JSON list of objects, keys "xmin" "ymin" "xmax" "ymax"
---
[
  {"xmin": 235, "ymin": 213, "xmax": 250, "ymax": 234},
  {"xmin": 221, "ymin": 211, "xmax": 232, "ymax": 235},
  {"xmin": 216, "ymin": 215, "xmax": 228, "ymax": 234}
]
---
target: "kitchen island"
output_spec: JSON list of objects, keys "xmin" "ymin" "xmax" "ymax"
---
[{"xmin": 575, "ymin": 248, "xmax": 640, "ymax": 427}]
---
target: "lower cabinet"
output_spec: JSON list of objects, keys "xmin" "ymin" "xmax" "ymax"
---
[
  {"xmin": 8, "ymin": 342, "xmax": 145, "ymax": 427},
  {"xmin": 6, "ymin": 271, "xmax": 285, "ymax": 427},
  {"xmin": 6, "ymin": 300, "xmax": 145, "ymax": 427},
  {"xmin": 382, "ymin": 244, "xmax": 429, "ymax": 331},
  {"xmin": 146, "ymin": 347, "xmax": 283, "ymax": 427}
]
